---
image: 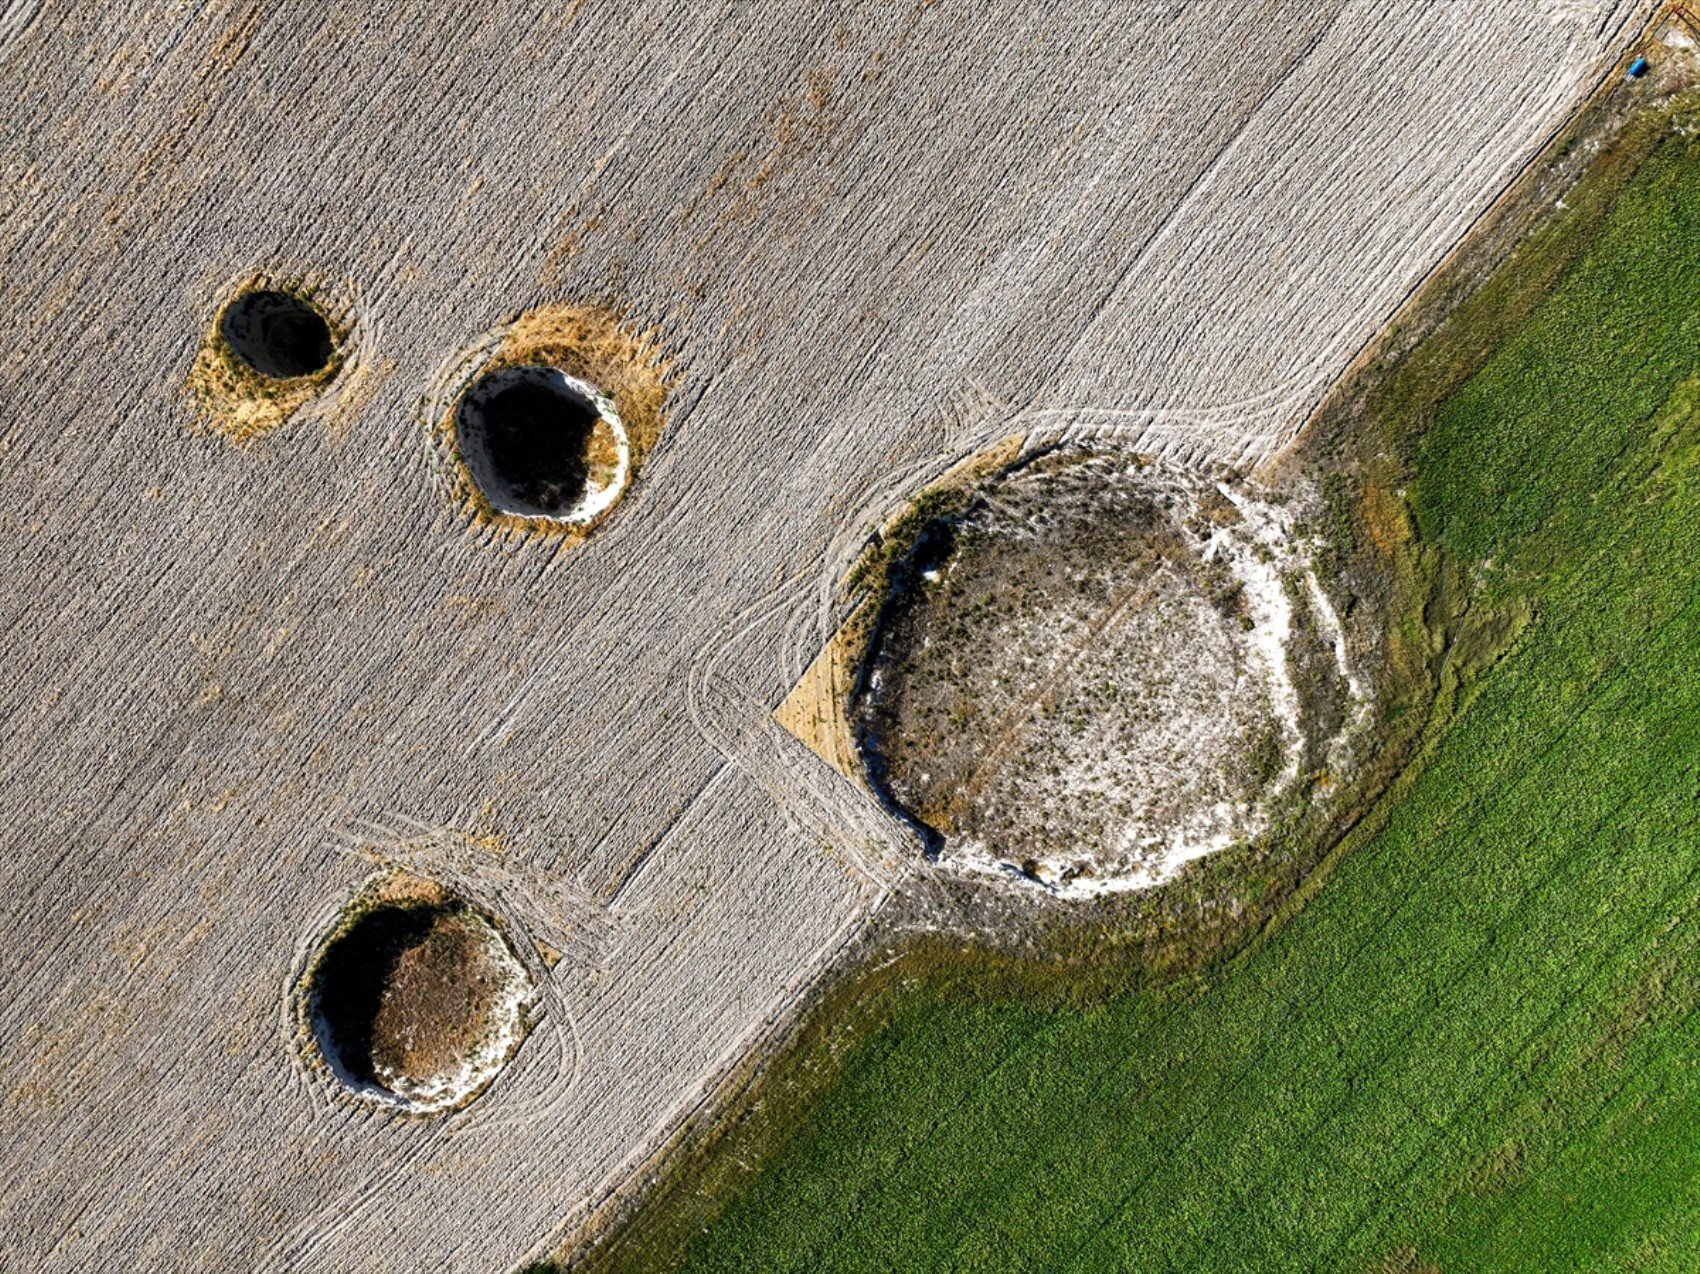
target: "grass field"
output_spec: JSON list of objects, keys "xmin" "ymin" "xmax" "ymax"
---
[{"xmin": 581, "ymin": 95, "xmax": 1700, "ymax": 1272}]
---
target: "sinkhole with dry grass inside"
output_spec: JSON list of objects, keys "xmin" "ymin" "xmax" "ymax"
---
[
  {"xmin": 455, "ymin": 366, "xmax": 603, "ymax": 517},
  {"xmin": 306, "ymin": 893, "xmax": 530, "ymax": 1112},
  {"xmin": 188, "ymin": 280, "xmax": 348, "ymax": 439},
  {"xmin": 219, "ymin": 289, "xmax": 335, "ymax": 379}
]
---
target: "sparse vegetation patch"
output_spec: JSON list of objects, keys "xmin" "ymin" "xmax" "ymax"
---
[{"xmin": 857, "ymin": 446, "xmax": 1369, "ymax": 897}]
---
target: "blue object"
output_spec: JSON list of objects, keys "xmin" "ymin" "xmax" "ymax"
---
[{"xmin": 1628, "ymin": 56, "xmax": 1649, "ymax": 78}]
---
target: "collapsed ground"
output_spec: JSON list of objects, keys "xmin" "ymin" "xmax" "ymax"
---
[
  {"xmin": 565, "ymin": 77, "xmax": 1700, "ymax": 1274},
  {"xmin": 306, "ymin": 877, "xmax": 532, "ymax": 1113},
  {"xmin": 855, "ymin": 446, "xmax": 1369, "ymax": 898}
]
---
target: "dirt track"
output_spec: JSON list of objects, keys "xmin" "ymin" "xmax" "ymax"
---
[{"xmin": 0, "ymin": 0, "xmax": 1652, "ymax": 1267}]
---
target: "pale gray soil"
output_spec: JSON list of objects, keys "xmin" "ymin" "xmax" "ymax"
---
[{"xmin": 0, "ymin": 0, "xmax": 1649, "ymax": 1268}]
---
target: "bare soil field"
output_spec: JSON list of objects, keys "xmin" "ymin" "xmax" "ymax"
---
[{"xmin": 0, "ymin": 0, "xmax": 1652, "ymax": 1267}]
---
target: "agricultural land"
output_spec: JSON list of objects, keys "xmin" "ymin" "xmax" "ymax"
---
[
  {"xmin": 0, "ymin": 0, "xmax": 1665, "ymax": 1269},
  {"xmin": 567, "ymin": 41, "xmax": 1700, "ymax": 1274}
]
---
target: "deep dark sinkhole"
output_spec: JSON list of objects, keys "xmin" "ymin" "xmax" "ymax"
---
[
  {"xmin": 311, "ymin": 903, "xmax": 442, "ymax": 1090},
  {"xmin": 456, "ymin": 365, "xmax": 600, "ymax": 517},
  {"xmin": 219, "ymin": 289, "xmax": 335, "ymax": 378}
]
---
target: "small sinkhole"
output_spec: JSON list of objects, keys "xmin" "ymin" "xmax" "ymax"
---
[
  {"xmin": 455, "ymin": 366, "xmax": 601, "ymax": 517},
  {"xmin": 308, "ymin": 899, "xmax": 523, "ymax": 1106},
  {"xmin": 219, "ymin": 289, "xmax": 335, "ymax": 378}
]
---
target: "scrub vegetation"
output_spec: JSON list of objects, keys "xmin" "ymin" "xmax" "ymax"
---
[{"xmin": 570, "ymin": 90, "xmax": 1700, "ymax": 1273}]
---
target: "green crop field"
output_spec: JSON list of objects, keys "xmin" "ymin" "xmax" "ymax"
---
[{"xmin": 581, "ymin": 95, "xmax": 1700, "ymax": 1273}]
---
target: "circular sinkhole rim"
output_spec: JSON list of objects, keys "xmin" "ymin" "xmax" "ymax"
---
[
  {"xmin": 839, "ymin": 441, "xmax": 1372, "ymax": 902},
  {"xmin": 188, "ymin": 273, "xmax": 356, "ymax": 440},
  {"xmin": 452, "ymin": 362, "xmax": 631, "ymax": 525},
  {"xmin": 298, "ymin": 879, "xmax": 535, "ymax": 1116},
  {"xmin": 216, "ymin": 286, "xmax": 340, "ymax": 381}
]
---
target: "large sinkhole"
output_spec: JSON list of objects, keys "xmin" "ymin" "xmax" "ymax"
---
[
  {"xmin": 852, "ymin": 446, "xmax": 1368, "ymax": 900},
  {"xmin": 307, "ymin": 896, "xmax": 529, "ymax": 1110},
  {"xmin": 456, "ymin": 365, "xmax": 605, "ymax": 517},
  {"xmin": 219, "ymin": 289, "xmax": 335, "ymax": 379}
]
